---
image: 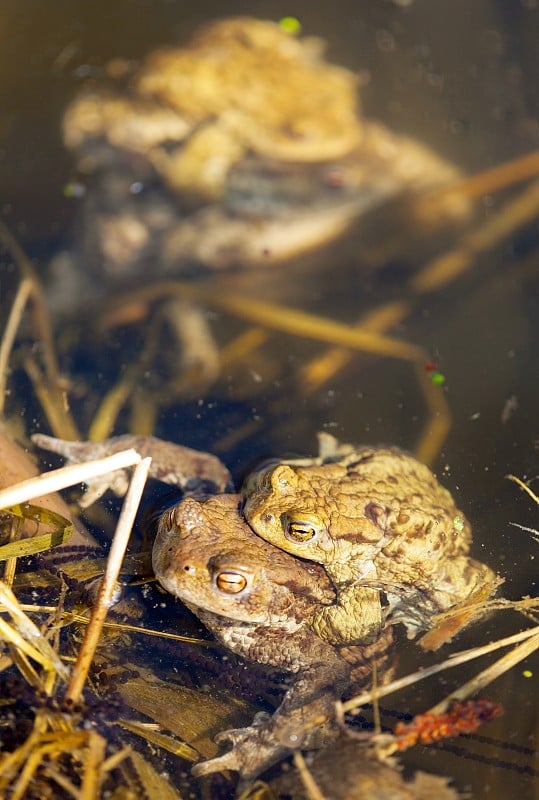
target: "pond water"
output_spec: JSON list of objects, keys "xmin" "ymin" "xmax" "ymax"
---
[{"xmin": 1, "ymin": 1, "xmax": 538, "ymax": 798}]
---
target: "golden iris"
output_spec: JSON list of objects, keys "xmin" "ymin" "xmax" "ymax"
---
[
  {"xmin": 285, "ymin": 519, "xmax": 317, "ymax": 543},
  {"xmin": 216, "ymin": 571, "xmax": 247, "ymax": 594}
]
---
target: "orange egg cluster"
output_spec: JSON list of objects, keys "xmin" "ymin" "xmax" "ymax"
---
[{"xmin": 393, "ymin": 698, "xmax": 503, "ymax": 751}]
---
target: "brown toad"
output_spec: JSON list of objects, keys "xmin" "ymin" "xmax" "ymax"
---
[
  {"xmin": 243, "ymin": 439, "xmax": 500, "ymax": 645},
  {"xmin": 153, "ymin": 492, "xmax": 394, "ymax": 784},
  {"xmin": 62, "ymin": 16, "xmax": 469, "ymax": 278}
]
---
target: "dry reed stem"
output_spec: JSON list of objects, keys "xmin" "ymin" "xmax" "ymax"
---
[
  {"xmin": 413, "ymin": 362, "xmax": 452, "ymax": 465},
  {"xmin": 2, "ymin": 512, "xmax": 23, "ymax": 587},
  {"xmin": 0, "ymin": 449, "xmax": 141, "ymax": 509},
  {"xmin": 88, "ymin": 366, "xmax": 142, "ymax": 442},
  {"xmin": 299, "ymin": 301, "xmax": 409, "ymax": 393},
  {"xmin": 64, "ymin": 456, "xmax": 151, "ymax": 704},
  {"xmin": 41, "ymin": 764, "xmax": 81, "ymax": 798},
  {"xmin": 0, "ymin": 219, "xmax": 59, "ymax": 387},
  {"xmin": 0, "ymin": 616, "xmax": 57, "ymax": 677},
  {"xmin": 87, "ymin": 316, "xmax": 164, "ymax": 439},
  {"xmin": 22, "ymin": 356, "xmax": 79, "ymax": 441},
  {"xmin": 428, "ymin": 631, "xmax": 539, "ymax": 715},
  {"xmin": 9, "ymin": 733, "xmax": 90, "ymax": 800},
  {"xmin": 0, "ymin": 219, "xmax": 79, "ymax": 440},
  {"xmin": 340, "ymin": 624, "xmax": 539, "ymax": 714},
  {"xmin": 371, "ymin": 630, "xmax": 539, "ymax": 758},
  {"xmin": 100, "ymin": 746, "xmax": 132, "ymax": 774},
  {"xmin": 80, "ymin": 730, "xmax": 106, "ymax": 800},
  {"xmin": 187, "ymin": 288, "xmax": 425, "ymax": 362}
]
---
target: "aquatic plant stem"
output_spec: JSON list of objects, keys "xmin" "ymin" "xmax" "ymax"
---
[
  {"xmin": 293, "ymin": 752, "xmax": 326, "ymax": 800},
  {"xmin": 0, "ymin": 278, "xmax": 33, "ymax": 416}
]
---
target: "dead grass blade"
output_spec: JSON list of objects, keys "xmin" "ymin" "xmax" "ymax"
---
[
  {"xmin": 0, "ymin": 581, "xmax": 69, "ymax": 681},
  {"xmin": 118, "ymin": 719, "xmax": 199, "ymax": 761},
  {"xmin": 0, "ymin": 504, "xmax": 73, "ymax": 562},
  {"xmin": 128, "ymin": 749, "xmax": 185, "ymax": 800}
]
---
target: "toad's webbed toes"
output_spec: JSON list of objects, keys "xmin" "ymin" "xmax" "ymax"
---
[
  {"xmin": 192, "ymin": 735, "xmax": 286, "ymax": 783},
  {"xmin": 32, "ymin": 434, "xmax": 132, "ymax": 507},
  {"xmin": 214, "ymin": 725, "xmax": 257, "ymax": 747},
  {"xmin": 192, "ymin": 750, "xmax": 242, "ymax": 778},
  {"xmin": 32, "ymin": 433, "xmax": 232, "ymax": 507}
]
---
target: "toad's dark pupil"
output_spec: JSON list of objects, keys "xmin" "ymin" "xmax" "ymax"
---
[{"xmin": 286, "ymin": 521, "xmax": 316, "ymax": 543}]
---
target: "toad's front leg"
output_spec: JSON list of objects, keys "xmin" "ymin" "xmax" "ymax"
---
[
  {"xmin": 32, "ymin": 434, "xmax": 232, "ymax": 507},
  {"xmin": 311, "ymin": 581, "xmax": 382, "ymax": 646}
]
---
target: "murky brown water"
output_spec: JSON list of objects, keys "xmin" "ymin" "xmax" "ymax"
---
[{"xmin": 1, "ymin": 1, "xmax": 538, "ymax": 797}]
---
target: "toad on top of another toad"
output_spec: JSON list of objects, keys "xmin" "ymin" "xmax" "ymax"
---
[
  {"xmin": 63, "ymin": 17, "xmax": 470, "ymax": 276},
  {"xmin": 153, "ymin": 492, "xmax": 393, "ymax": 783},
  {"xmin": 243, "ymin": 441, "xmax": 499, "ymax": 645},
  {"xmin": 63, "ymin": 16, "xmax": 363, "ymax": 209},
  {"xmin": 33, "ymin": 431, "xmax": 499, "ymax": 649}
]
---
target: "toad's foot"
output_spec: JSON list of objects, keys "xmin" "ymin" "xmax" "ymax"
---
[
  {"xmin": 192, "ymin": 705, "xmax": 334, "ymax": 785},
  {"xmin": 192, "ymin": 721, "xmax": 297, "ymax": 784},
  {"xmin": 32, "ymin": 434, "xmax": 232, "ymax": 507},
  {"xmin": 192, "ymin": 659, "xmax": 349, "ymax": 785},
  {"xmin": 311, "ymin": 583, "xmax": 382, "ymax": 645},
  {"xmin": 192, "ymin": 720, "xmax": 290, "ymax": 784}
]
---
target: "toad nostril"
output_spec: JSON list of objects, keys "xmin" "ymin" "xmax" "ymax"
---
[{"xmin": 262, "ymin": 513, "xmax": 273, "ymax": 523}]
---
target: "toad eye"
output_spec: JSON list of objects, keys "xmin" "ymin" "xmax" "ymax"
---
[
  {"xmin": 215, "ymin": 570, "xmax": 247, "ymax": 594},
  {"xmin": 284, "ymin": 518, "xmax": 317, "ymax": 543}
]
